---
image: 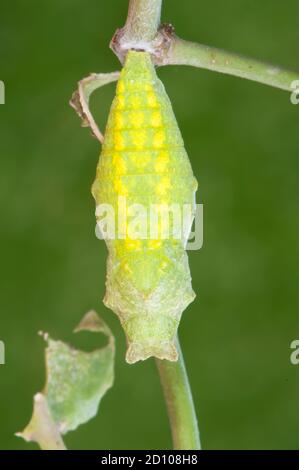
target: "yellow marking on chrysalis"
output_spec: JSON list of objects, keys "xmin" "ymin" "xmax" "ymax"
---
[
  {"xmin": 114, "ymin": 177, "xmax": 128, "ymax": 196},
  {"xmin": 153, "ymin": 130, "xmax": 166, "ymax": 149},
  {"xmin": 114, "ymin": 112, "xmax": 124, "ymax": 130},
  {"xmin": 114, "ymin": 132, "xmax": 125, "ymax": 151},
  {"xmin": 113, "ymin": 154, "xmax": 126, "ymax": 174},
  {"xmin": 155, "ymin": 151, "xmax": 169, "ymax": 172},
  {"xmin": 125, "ymin": 239, "xmax": 141, "ymax": 251},
  {"xmin": 156, "ymin": 177, "xmax": 171, "ymax": 196},
  {"xmin": 131, "ymin": 129, "xmax": 147, "ymax": 150},
  {"xmin": 115, "ymin": 95, "xmax": 125, "ymax": 110},
  {"xmin": 147, "ymin": 92, "xmax": 159, "ymax": 108},
  {"xmin": 130, "ymin": 110, "xmax": 144, "ymax": 128},
  {"xmin": 130, "ymin": 151, "xmax": 148, "ymax": 170},
  {"xmin": 144, "ymin": 82, "xmax": 154, "ymax": 92},
  {"xmin": 130, "ymin": 95, "xmax": 141, "ymax": 109},
  {"xmin": 117, "ymin": 80, "xmax": 125, "ymax": 94},
  {"xmin": 151, "ymin": 111, "xmax": 162, "ymax": 128},
  {"xmin": 148, "ymin": 239, "xmax": 162, "ymax": 250}
]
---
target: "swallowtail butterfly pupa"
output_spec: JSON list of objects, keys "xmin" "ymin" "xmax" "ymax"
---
[{"xmin": 92, "ymin": 51, "xmax": 198, "ymax": 363}]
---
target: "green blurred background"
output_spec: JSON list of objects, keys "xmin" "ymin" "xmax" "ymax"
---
[{"xmin": 0, "ymin": 0, "xmax": 299, "ymax": 450}]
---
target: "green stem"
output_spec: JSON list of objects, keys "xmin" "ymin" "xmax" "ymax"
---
[
  {"xmin": 156, "ymin": 338, "xmax": 201, "ymax": 450},
  {"xmin": 121, "ymin": 0, "xmax": 162, "ymax": 45},
  {"xmin": 164, "ymin": 36, "xmax": 299, "ymax": 92}
]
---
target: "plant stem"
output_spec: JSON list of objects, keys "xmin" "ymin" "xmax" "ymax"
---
[
  {"xmin": 162, "ymin": 36, "xmax": 299, "ymax": 92},
  {"xmin": 115, "ymin": 0, "xmax": 162, "ymax": 55},
  {"xmin": 112, "ymin": 1, "xmax": 299, "ymax": 93},
  {"xmin": 156, "ymin": 338, "xmax": 201, "ymax": 450}
]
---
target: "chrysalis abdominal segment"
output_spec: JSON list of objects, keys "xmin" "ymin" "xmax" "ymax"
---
[{"xmin": 92, "ymin": 51, "xmax": 198, "ymax": 363}]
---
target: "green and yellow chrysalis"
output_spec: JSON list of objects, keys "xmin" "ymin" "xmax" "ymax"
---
[{"xmin": 92, "ymin": 51, "xmax": 198, "ymax": 363}]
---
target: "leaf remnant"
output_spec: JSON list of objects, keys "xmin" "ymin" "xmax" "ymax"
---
[{"xmin": 17, "ymin": 311, "xmax": 115, "ymax": 450}]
